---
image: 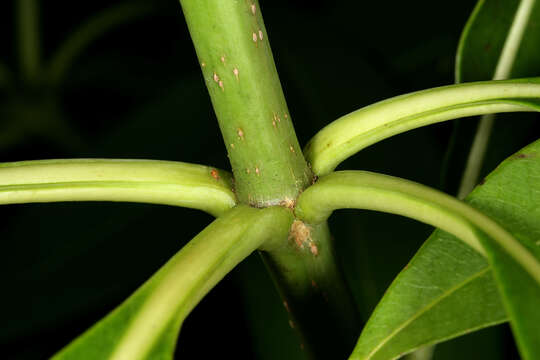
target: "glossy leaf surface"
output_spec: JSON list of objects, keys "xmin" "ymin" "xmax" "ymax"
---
[{"xmin": 349, "ymin": 139, "xmax": 540, "ymax": 359}]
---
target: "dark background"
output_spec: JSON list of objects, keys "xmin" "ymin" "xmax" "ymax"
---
[{"xmin": 0, "ymin": 0, "xmax": 536, "ymax": 358}]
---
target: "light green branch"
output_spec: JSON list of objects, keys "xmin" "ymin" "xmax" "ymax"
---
[
  {"xmin": 0, "ymin": 159, "xmax": 235, "ymax": 217},
  {"xmin": 295, "ymin": 171, "xmax": 540, "ymax": 286},
  {"xmin": 456, "ymin": 0, "xmax": 536, "ymax": 198},
  {"xmin": 179, "ymin": 0, "xmax": 312, "ymax": 206},
  {"xmin": 46, "ymin": 1, "xmax": 154, "ymax": 85},
  {"xmin": 54, "ymin": 205, "xmax": 294, "ymax": 360},
  {"xmin": 179, "ymin": 1, "xmax": 358, "ymax": 356},
  {"xmin": 17, "ymin": 0, "xmax": 41, "ymax": 83},
  {"xmin": 456, "ymin": 114, "xmax": 495, "ymax": 199},
  {"xmin": 304, "ymin": 79, "xmax": 540, "ymax": 176}
]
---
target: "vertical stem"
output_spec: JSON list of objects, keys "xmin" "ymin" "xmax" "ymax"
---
[
  {"xmin": 17, "ymin": 0, "xmax": 41, "ymax": 83},
  {"xmin": 178, "ymin": 1, "xmax": 360, "ymax": 357},
  {"xmin": 457, "ymin": 114, "xmax": 494, "ymax": 199},
  {"xmin": 178, "ymin": 0, "xmax": 311, "ymax": 207},
  {"xmin": 261, "ymin": 222, "xmax": 361, "ymax": 358}
]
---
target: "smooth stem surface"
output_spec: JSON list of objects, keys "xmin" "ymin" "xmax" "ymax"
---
[
  {"xmin": 457, "ymin": 114, "xmax": 494, "ymax": 199},
  {"xmin": 46, "ymin": 1, "xmax": 154, "ymax": 85},
  {"xmin": 261, "ymin": 221, "xmax": 361, "ymax": 359},
  {"xmin": 456, "ymin": 0, "xmax": 536, "ymax": 198},
  {"xmin": 54, "ymin": 205, "xmax": 293, "ymax": 360},
  {"xmin": 295, "ymin": 171, "xmax": 540, "ymax": 285},
  {"xmin": 305, "ymin": 79, "xmax": 540, "ymax": 176},
  {"xmin": 17, "ymin": 0, "xmax": 41, "ymax": 83},
  {"xmin": 179, "ymin": 0, "xmax": 312, "ymax": 206},
  {"xmin": 0, "ymin": 159, "xmax": 235, "ymax": 217}
]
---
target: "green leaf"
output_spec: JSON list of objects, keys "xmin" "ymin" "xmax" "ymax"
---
[
  {"xmin": 53, "ymin": 205, "xmax": 294, "ymax": 360},
  {"xmin": 468, "ymin": 143, "xmax": 540, "ymax": 359},
  {"xmin": 455, "ymin": 0, "xmax": 540, "ymax": 198},
  {"xmin": 456, "ymin": 0, "xmax": 540, "ymax": 83},
  {"xmin": 304, "ymin": 78, "xmax": 540, "ymax": 176},
  {"xmin": 0, "ymin": 159, "xmax": 235, "ymax": 217},
  {"xmin": 338, "ymin": 139, "xmax": 540, "ymax": 359},
  {"xmin": 295, "ymin": 142, "xmax": 540, "ymax": 359},
  {"xmin": 345, "ymin": 229, "xmax": 504, "ymax": 360},
  {"xmin": 452, "ymin": 10, "xmax": 540, "ymax": 357}
]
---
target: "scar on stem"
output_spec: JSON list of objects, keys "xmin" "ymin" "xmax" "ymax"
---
[
  {"xmin": 289, "ymin": 220, "xmax": 319, "ymax": 256},
  {"xmin": 280, "ymin": 197, "xmax": 295, "ymax": 209},
  {"xmin": 283, "ymin": 301, "xmax": 290, "ymax": 312}
]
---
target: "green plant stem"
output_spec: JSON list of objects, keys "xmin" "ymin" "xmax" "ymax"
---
[
  {"xmin": 295, "ymin": 171, "xmax": 540, "ymax": 285},
  {"xmin": 17, "ymin": 0, "xmax": 41, "ymax": 83},
  {"xmin": 179, "ymin": 1, "xmax": 359, "ymax": 357},
  {"xmin": 46, "ymin": 1, "xmax": 154, "ymax": 86},
  {"xmin": 305, "ymin": 79, "xmax": 540, "ymax": 176},
  {"xmin": 54, "ymin": 205, "xmax": 294, "ymax": 360},
  {"xmin": 0, "ymin": 159, "xmax": 235, "ymax": 217},
  {"xmin": 456, "ymin": 114, "xmax": 494, "ymax": 199},
  {"xmin": 261, "ymin": 221, "xmax": 361, "ymax": 359},
  {"xmin": 179, "ymin": 0, "xmax": 312, "ymax": 206},
  {"xmin": 456, "ymin": 0, "xmax": 536, "ymax": 198}
]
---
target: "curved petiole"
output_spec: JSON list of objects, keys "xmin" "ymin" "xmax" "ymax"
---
[
  {"xmin": 0, "ymin": 159, "xmax": 235, "ymax": 217},
  {"xmin": 53, "ymin": 205, "xmax": 294, "ymax": 360},
  {"xmin": 304, "ymin": 78, "xmax": 540, "ymax": 176},
  {"xmin": 295, "ymin": 171, "xmax": 540, "ymax": 285},
  {"xmin": 46, "ymin": 1, "xmax": 154, "ymax": 85}
]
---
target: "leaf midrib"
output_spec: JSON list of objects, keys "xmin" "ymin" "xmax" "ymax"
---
[{"xmin": 364, "ymin": 267, "xmax": 493, "ymax": 359}]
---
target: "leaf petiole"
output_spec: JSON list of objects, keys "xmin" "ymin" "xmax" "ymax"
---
[{"xmin": 0, "ymin": 159, "xmax": 236, "ymax": 217}]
